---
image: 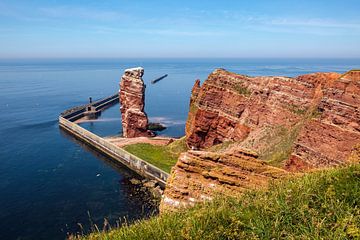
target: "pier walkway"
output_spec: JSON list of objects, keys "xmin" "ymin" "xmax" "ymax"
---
[{"xmin": 59, "ymin": 94, "xmax": 169, "ymax": 187}]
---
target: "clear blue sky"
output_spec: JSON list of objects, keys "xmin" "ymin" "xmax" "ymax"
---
[{"xmin": 1, "ymin": 0, "xmax": 360, "ymax": 58}]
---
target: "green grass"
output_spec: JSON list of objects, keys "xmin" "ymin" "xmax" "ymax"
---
[
  {"xmin": 260, "ymin": 105, "xmax": 329, "ymax": 166},
  {"xmin": 309, "ymin": 107, "xmax": 323, "ymax": 119},
  {"xmin": 233, "ymin": 82, "xmax": 251, "ymax": 96},
  {"xmin": 80, "ymin": 164, "xmax": 360, "ymax": 240},
  {"xmin": 260, "ymin": 124, "xmax": 302, "ymax": 167},
  {"xmin": 123, "ymin": 143, "xmax": 177, "ymax": 173},
  {"xmin": 123, "ymin": 137, "xmax": 187, "ymax": 173},
  {"xmin": 207, "ymin": 140, "xmax": 235, "ymax": 152},
  {"xmin": 189, "ymin": 103, "xmax": 198, "ymax": 114},
  {"xmin": 166, "ymin": 137, "xmax": 188, "ymax": 155},
  {"xmin": 288, "ymin": 104, "xmax": 307, "ymax": 116}
]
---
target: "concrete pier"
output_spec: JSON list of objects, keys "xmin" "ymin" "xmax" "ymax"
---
[
  {"xmin": 59, "ymin": 94, "xmax": 169, "ymax": 187},
  {"xmin": 60, "ymin": 94, "xmax": 119, "ymax": 122}
]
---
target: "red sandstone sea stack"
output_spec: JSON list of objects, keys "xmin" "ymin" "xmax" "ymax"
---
[{"xmin": 119, "ymin": 67, "xmax": 153, "ymax": 138}]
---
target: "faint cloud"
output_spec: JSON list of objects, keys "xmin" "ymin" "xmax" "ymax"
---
[
  {"xmin": 142, "ymin": 29, "xmax": 224, "ymax": 37},
  {"xmin": 183, "ymin": 9, "xmax": 360, "ymax": 33},
  {"xmin": 269, "ymin": 18, "xmax": 360, "ymax": 29},
  {"xmin": 88, "ymin": 26, "xmax": 225, "ymax": 37},
  {"xmin": 39, "ymin": 6, "xmax": 126, "ymax": 21}
]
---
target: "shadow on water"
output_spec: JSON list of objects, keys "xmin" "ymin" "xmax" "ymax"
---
[
  {"xmin": 59, "ymin": 127, "xmax": 140, "ymax": 179},
  {"xmin": 59, "ymin": 127, "xmax": 159, "ymax": 235},
  {"xmin": 20, "ymin": 119, "xmax": 59, "ymax": 130},
  {"xmin": 1, "ymin": 119, "xmax": 59, "ymax": 135}
]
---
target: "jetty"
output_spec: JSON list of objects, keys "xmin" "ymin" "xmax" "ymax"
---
[
  {"xmin": 59, "ymin": 94, "xmax": 169, "ymax": 187},
  {"xmin": 61, "ymin": 94, "xmax": 119, "ymax": 122},
  {"xmin": 151, "ymin": 74, "xmax": 168, "ymax": 84}
]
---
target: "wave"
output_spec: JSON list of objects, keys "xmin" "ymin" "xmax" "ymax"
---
[{"xmin": 149, "ymin": 116, "xmax": 186, "ymax": 126}]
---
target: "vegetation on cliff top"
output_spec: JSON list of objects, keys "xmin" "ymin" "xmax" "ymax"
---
[
  {"xmin": 233, "ymin": 82, "xmax": 252, "ymax": 96},
  {"xmin": 81, "ymin": 164, "xmax": 360, "ymax": 240},
  {"xmin": 260, "ymin": 124, "xmax": 302, "ymax": 167},
  {"xmin": 259, "ymin": 105, "xmax": 323, "ymax": 167},
  {"xmin": 123, "ymin": 137, "xmax": 187, "ymax": 173}
]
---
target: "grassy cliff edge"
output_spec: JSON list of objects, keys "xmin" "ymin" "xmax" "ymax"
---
[
  {"xmin": 122, "ymin": 137, "xmax": 187, "ymax": 173},
  {"xmin": 80, "ymin": 164, "xmax": 360, "ymax": 240}
]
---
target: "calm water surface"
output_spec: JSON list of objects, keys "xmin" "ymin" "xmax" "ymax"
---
[{"xmin": 0, "ymin": 58, "xmax": 359, "ymax": 239}]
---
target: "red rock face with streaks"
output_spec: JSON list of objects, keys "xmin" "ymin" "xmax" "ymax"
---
[
  {"xmin": 186, "ymin": 69, "xmax": 343, "ymax": 150},
  {"xmin": 185, "ymin": 69, "xmax": 360, "ymax": 169},
  {"xmin": 288, "ymin": 70, "xmax": 360, "ymax": 170},
  {"xmin": 161, "ymin": 148, "xmax": 287, "ymax": 211},
  {"xmin": 161, "ymin": 69, "xmax": 360, "ymax": 211},
  {"xmin": 119, "ymin": 67, "xmax": 153, "ymax": 138}
]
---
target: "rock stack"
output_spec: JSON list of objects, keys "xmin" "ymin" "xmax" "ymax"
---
[{"xmin": 119, "ymin": 67, "xmax": 153, "ymax": 138}]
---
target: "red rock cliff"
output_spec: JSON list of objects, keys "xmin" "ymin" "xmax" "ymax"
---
[
  {"xmin": 289, "ymin": 70, "xmax": 360, "ymax": 170},
  {"xmin": 119, "ymin": 67, "xmax": 153, "ymax": 138},
  {"xmin": 161, "ymin": 69, "xmax": 360, "ymax": 211},
  {"xmin": 161, "ymin": 148, "xmax": 287, "ymax": 211},
  {"xmin": 185, "ymin": 69, "xmax": 360, "ymax": 168}
]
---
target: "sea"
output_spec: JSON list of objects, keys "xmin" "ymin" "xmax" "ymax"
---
[{"xmin": 0, "ymin": 58, "xmax": 359, "ymax": 239}]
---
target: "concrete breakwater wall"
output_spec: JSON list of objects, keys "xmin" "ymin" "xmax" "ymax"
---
[
  {"xmin": 60, "ymin": 94, "xmax": 119, "ymax": 122},
  {"xmin": 59, "ymin": 96, "xmax": 169, "ymax": 187}
]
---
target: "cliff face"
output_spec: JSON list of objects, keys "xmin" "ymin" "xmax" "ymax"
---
[
  {"xmin": 161, "ymin": 69, "xmax": 360, "ymax": 210},
  {"xmin": 186, "ymin": 69, "xmax": 340, "ymax": 149},
  {"xmin": 161, "ymin": 148, "xmax": 287, "ymax": 211},
  {"xmin": 119, "ymin": 67, "xmax": 153, "ymax": 138},
  {"xmin": 288, "ymin": 70, "xmax": 360, "ymax": 170},
  {"xmin": 185, "ymin": 69, "xmax": 360, "ymax": 168}
]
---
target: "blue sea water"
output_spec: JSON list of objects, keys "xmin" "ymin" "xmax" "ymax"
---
[{"xmin": 0, "ymin": 58, "xmax": 359, "ymax": 240}]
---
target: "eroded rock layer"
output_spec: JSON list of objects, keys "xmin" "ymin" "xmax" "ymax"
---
[
  {"xmin": 119, "ymin": 67, "xmax": 153, "ymax": 138},
  {"xmin": 186, "ymin": 69, "xmax": 341, "ymax": 149},
  {"xmin": 161, "ymin": 148, "xmax": 287, "ymax": 211},
  {"xmin": 161, "ymin": 69, "xmax": 360, "ymax": 211},
  {"xmin": 288, "ymin": 70, "xmax": 360, "ymax": 170},
  {"xmin": 185, "ymin": 69, "xmax": 360, "ymax": 167}
]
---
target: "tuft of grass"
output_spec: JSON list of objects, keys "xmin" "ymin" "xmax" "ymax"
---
[
  {"xmin": 80, "ymin": 164, "xmax": 360, "ymax": 240},
  {"xmin": 288, "ymin": 104, "xmax": 307, "ymax": 116},
  {"xmin": 166, "ymin": 137, "xmax": 188, "ymax": 155},
  {"xmin": 188, "ymin": 103, "xmax": 198, "ymax": 115},
  {"xmin": 207, "ymin": 140, "xmax": 235, "ymax": 152},
  {"xmin": 349, "ymin": 144, "xmax": 360, "ymax": 163},
  {"xmin": 260, "ymin": 105, "xmax": 328, "ymax": 166},
  {"xmin": 309, "ymin": 107, "xmax": 323, "ymax": 119},
  {"xmin": 260, "ymin": 124, "xmax": 302, "ymax": 167},
  {"xmin": 123, "ymin": 138, "xmax": 187, "ymax": 173},
  {"xmin": 233, "ymin": 82, "xmax": 251, "ymax": 96}
]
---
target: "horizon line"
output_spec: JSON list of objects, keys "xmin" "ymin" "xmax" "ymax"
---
[{"xmin": 1, "ymin": 56, "xmax": 360, "ymax": 60}]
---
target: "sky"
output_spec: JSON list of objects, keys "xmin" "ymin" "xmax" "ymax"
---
[{"xmin": 0, "ymin": 0, "xmax": 360, "ymax": 58}]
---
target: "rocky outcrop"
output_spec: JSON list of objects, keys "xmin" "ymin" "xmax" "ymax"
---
[
  {"xmin": 186, "ymin": 69, "xmax": 341, "ymax": 150},
  {"xmin": 119, "ymin": 67, "xmax": 153, "ymax": 138},
  {"xmin": 161, "ymin": 69, "xmax": 360, "ymax": 211},
  {"xmin": 184, "ymin": 69, "xmax": 360, "ymax": 168},
  {"xmin": 161, "ymin": 148, "xmax": 287, "ymax": 211},
  {"xmin": 288, "ymin": 70, "xmax": 360, "ymax": 170}
]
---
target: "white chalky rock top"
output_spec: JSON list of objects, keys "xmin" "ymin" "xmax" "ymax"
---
[{"xmin": 124, "ymin": 67, "xmax": 144, "ymax": 78}]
